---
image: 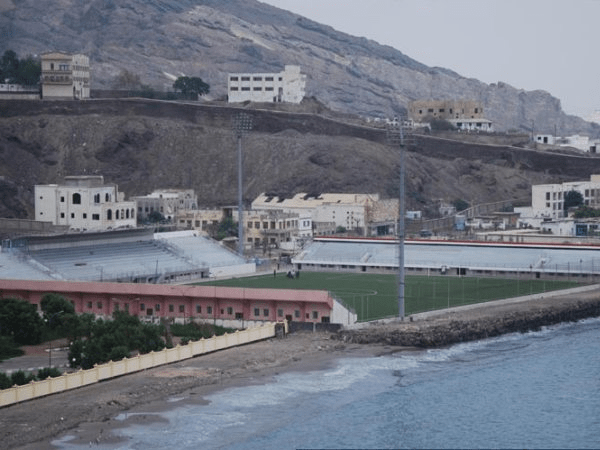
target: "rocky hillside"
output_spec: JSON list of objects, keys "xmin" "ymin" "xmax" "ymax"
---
[
  {"xmin": 1, "ymin": 0, "xmax": 598, "ymax": 136},
  {"xmin": 1, "ymin": 98, "xmax": 598, "ymax": 220}
]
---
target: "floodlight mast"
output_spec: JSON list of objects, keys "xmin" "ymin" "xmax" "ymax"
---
[
  {"xmin": 233, "ymin": 113, "xmax": 253, "ymax": 257},
  {"xmin": 387, "ymin": 119, "xmax": 407, "ymax": 320}
]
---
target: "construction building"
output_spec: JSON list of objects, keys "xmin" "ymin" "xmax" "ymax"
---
[{"xmin": 408, "ymin": 100, "xmax": 493, "ymax": 132}]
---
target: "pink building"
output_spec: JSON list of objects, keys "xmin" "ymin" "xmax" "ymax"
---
[{"xmin": 0, "ymin": 279, "xmax": 335, "ymax": 324}]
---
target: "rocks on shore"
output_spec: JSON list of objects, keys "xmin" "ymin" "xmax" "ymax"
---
[{"xmin": 336, "ymin": 297, "xmax": 600, "ymax": 348}]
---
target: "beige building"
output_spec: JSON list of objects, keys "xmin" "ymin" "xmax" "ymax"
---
[
  {"xmin": 176, "ymin": 208, "xmax": 226, "ymax": 234},
  {"xmin": 409, "ymin": 100, "xmax": 484, "ymax": 120},
  {"xmin": 132, "ymin": 189, "xmax": 197, "ymax": 222},
  {"xmin": 41, "ymin": 52, "xmax": 90, "ymax": 100},
  {"xmin": 176, "ymin": 207, "xmax": 312, "ymax": 251},
  {"xmin": 252, "ymin": 193, "xmax": 399, "ymax": 237},
  {"xmin": 35, "ymin": 176, "xmax": 136, "ymax": 231},
  {"xmin": 245, "ymin": 210, "xmax": 312, "ymax": 251},
  {"xmin": 228, "ymin": 65, "xmax": 306, "ymax": 104}
]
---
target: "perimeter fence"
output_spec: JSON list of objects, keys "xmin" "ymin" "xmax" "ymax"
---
[{"xmin": 0, "ymin": 322, "xmax": 283, "ymax": 408}]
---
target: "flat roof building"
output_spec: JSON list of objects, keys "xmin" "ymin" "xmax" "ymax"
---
[
  {"xmin": 41, "ymin": 52, "xmax": 90, "ymax": 100},
  {"xmin": 35, "ymin": 175, "xmax": 136, "ymax": 231},
  {"xmin": 228, "ymin": 65, "xmax": 306, "ymax": 104}
]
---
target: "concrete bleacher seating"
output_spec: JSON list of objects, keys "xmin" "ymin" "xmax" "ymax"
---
[
  {"xmin": 296, "ymin": 239, "xmax": 600, "ymax": 275},
  {"xmin": 0, "ymin": 251, "xmax": 55, "ymax": 281},
  {"xmin": 29, "ymin": 240, "xmax": 200, "ymax": 282},
  {"xmin": 157, "ymin": 235, "xmax": 245, "ymax": 269}
]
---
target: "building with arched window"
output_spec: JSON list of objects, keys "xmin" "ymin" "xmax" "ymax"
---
[{"xmin": 35, "ymin": 175, "xmax": 136, "ymax": 231}]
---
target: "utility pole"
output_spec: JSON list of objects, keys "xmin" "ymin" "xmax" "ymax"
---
[
  {"xmin": 386, "ymin": 118, "xmax": 410, "ymax": 320},
  {"xmin": 232, "ymin": 113, "xmax": 253, "ymax": 256}
]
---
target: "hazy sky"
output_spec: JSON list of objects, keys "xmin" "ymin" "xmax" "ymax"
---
[{"xmin": 261, "ymin": 0, "xmax": 599, "ymax": 117}]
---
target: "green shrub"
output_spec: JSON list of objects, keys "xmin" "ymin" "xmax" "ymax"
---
[
  {"xmin": 0, "ymin": 372, "xmax": 12, "ymax": 389},
  {"xmin": 37, "ymin": 367, "xmax": 62, "ymax": 379},
  {"xmin": 10, "ymin": 370, "xmax": 36, "ymax": 386},
  {"xmin": 0, "ymin": 336, "xmax": 24, "ymax": 361}
]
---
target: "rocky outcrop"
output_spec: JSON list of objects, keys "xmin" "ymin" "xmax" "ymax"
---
[
  {"xmin": 337, "ymin": 296, "xmax": 600, "ymax": 348},
  {"xmin": 1, "ymin": 0, "xmax": 598, "ymax": 136}
]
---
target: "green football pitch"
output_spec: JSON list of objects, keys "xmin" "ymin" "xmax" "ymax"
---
[{"xmin": 202, "ymin": 271, "xmax": 580, "ymax": 321}]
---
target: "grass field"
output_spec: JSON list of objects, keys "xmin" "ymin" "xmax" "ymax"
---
[{"xmin": 202, "ymin": 272, "xmax": 580, "ymax": 321}]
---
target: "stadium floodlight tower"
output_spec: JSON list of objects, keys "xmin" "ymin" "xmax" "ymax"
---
[
  {"xmin": 386, "ymin": 117, "xmax": 412, "ymax": 320},
  {"xmin": 232, "ymin": 112, "xmax": 253, "ymax": 256}
]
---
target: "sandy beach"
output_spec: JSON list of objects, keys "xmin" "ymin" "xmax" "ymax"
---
[{"xmin": 1, "ymin": 331, "xmax": 397, "ymax": 450}]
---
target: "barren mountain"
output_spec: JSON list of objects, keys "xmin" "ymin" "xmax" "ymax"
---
[
  {"xmin": 1, "ymin": 0, "xmax": 599, "ymax": 136},
  {"xmin": 1, "ymin": 98, "xmax": 598, "ymax": 221}
]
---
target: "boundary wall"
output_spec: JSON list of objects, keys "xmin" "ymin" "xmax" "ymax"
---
[{"xmin": 0, "ymin": 322, "xmax": 283, "ymax": 408}]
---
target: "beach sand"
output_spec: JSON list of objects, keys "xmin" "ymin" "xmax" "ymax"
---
[{"xmin": 1, "ymin": 332, "xmax": 398, "ymax": 450}]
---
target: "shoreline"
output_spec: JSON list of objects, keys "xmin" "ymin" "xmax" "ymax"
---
[
  {"xmin": 3, "ymin": 333, "xmax": 395, "ymax": 450},
  {"xmin": 2, "ymin": 286, "xmax": 600, "ymax": 449}
]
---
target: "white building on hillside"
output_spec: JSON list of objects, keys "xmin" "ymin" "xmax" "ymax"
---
[
  {"xmin": 41, "ymin": 52, "xmax": 90, "ymax": 100},
  {"xmin": 35, "ymin": 176, "xmax": 136, "ymax": 231},
  {"xmin": 516, "ymin": 175, "xmax": 600, "ymax": 226},
  {"xmin": 449, "ymin": 118, "xmax": 493, "ymax": 132},
  {"xmin": 227, "ymin": 65, "xmax": 306, "ymax": 104}
]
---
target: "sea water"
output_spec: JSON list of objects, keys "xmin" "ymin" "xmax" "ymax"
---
[{"xmin": 55, "ymin": 317, "xmax": 600, "ymax": 449}]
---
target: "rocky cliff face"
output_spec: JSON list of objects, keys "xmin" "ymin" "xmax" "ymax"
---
[
  {"xmin": 1, "ymin": 99, "xmax": 598, "ymax": 220},
  {"xmin": 1, "ymin": 0, "xmax": 598, "ymax": 136}
]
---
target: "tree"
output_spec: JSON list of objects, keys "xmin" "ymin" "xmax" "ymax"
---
[
  {"xmin": 147, "ymin": 210, "xmax": 165, "ymax": 223},
  {"xmin": 68, "ymin": 311, "xmax": 165, "ymax": 369},
  {"xmin": 452, "ymin": 199, "xmax": 470, "ymax": 212},
  {"xmin": 40, "ymin": 293, "xmax": 78, "ymax": 340},
  {"xmin": 41, "ymin": 293, "xmax": 75, "ymax": 319},
  {"xmin": 112, "ymin": 69, "xmax": 143, "ymax": 90},
  {"xmin": 0, "ymin": 335, "xmax": 24, "ymax": 361},
  {"xmin": 563, "ymin": 190, "xmax": 584, "ymax": 212},
  {"xmin": 208, "ymin": 217, "xmax": 237, "ymax": 241},
  {"xmin": 1, "ymin": 50, "xmax": 19, "ymax": 82},
  {"xmin": 573, "ymin": 206, "xmax": 600, "ymax": 219},
  {"xmin": 0, "ymin": 298, "xmax": 44, "ymax": 345},
  {"xmin": 15, "ymin": 55, "xmax": 41, "ymax": 86},
  {"xmin": 0, "ymin": 50, "xmax": 40, "ymax": 86},
  {"xmin": 430, "ymin": 118, "xmax": 456, "ymax": 131},
  {"xmin": 173, "ymin": 76, "xmax": 210, "ymax": 99}
]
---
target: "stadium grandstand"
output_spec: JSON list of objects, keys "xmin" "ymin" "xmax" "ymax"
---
[
  {"xmin": 0, "ymin": 229, "xmax": 254, "ymax": 283},
  {"xmin": 293, "ymin": 237, "xmax": 600, "ymax": 281}
]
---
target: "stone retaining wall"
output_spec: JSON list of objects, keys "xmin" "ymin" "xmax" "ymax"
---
[{"xmin": 337, "ymin": 294, "xmax": 600, "ymax": 347}]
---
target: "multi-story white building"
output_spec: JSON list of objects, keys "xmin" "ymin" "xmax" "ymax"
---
[
  {"xmin": 41, "ymin": 52, "xmax": 90, "ymax": 100},
  {"xmin": 35, "ymin": 176, "xmax": 136, "ymax": 231},
  {"xmin": 532, "ymin": 175, "xmax": 600, "ymax": 219},
  {"xmin": 227, "ymin": 65, "xmax": 306, "ymax": 104},
  {"xmin": 516, "ymin": 175, "xmax": 600, "ymax": 228},
  {"xmin": 132, "ymin": 189, "xmax": 197, "ymax": 222}
]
